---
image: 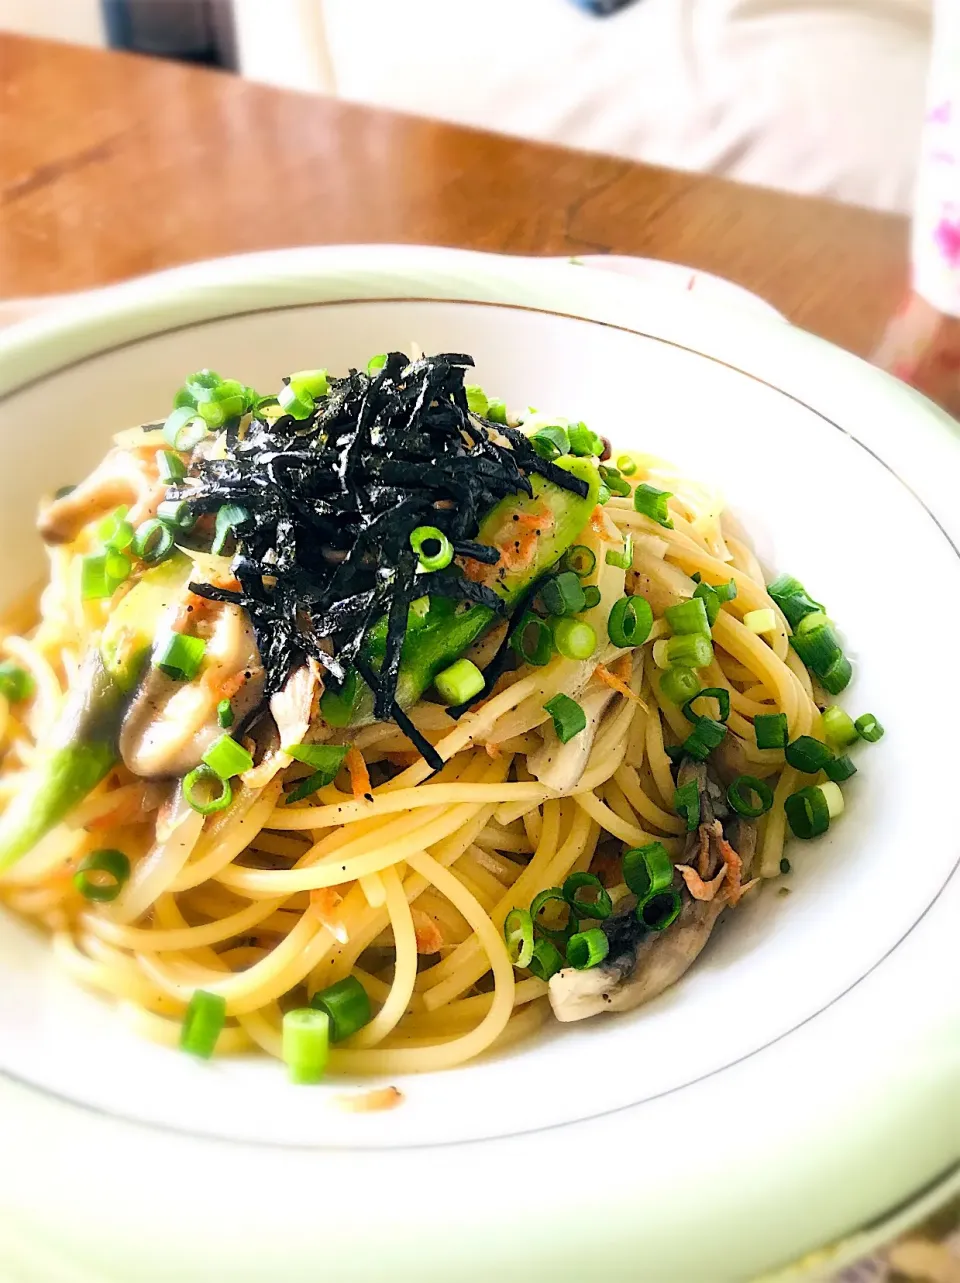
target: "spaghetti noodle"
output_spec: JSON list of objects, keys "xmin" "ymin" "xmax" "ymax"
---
[{"xmin": 0, "ymin": 352, "xmax": 878, "ymax": 1079}]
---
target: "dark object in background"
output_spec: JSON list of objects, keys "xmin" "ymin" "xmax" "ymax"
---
[
  {"xmin": 101, "ymin": 0, "xmax": 237, "ymax": 69},
  {"xmin": 568, "ymin": 0, "xmax": 642, "ymax": 13}
]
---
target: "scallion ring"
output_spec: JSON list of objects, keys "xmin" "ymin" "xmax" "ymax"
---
[
  {"xmin": 503, "ymin": 908, "xmax": 535, "ymax": 968},
  {"xmin": 622, "ymin": 842, "xmax": 674, "ymax": 900},
  {"xmin": 607, "ymin": 594, "xmax": 654, "ymax": 648},
  {"xmin": 133, "ymin": 518, "xmax": 176, "ymax": 564},
  {"xmin": 726, "ymin": 775, "xmax": 774, "ymax": 818},
  {"xmin": 637, "ymin": 889, "xmax": 682, "ymax": 931},
  {"xmin": 410, "ymin": 525, "xmax": 454, "ymax": 572},
  {"xmin": 72, "ymin": 848, "xmax": 130, "ymax": 903},
  {"xmin": 682, "ymin": 687, "xmax": 730, "ymax": 724},
  {"xmin": 183, "ymin": 765, "xmax": 233, "ymax": 816},
  {"xmin": 562, "ymin": 872, "xmax": 612, "ymax": 920},
  {"xmin": 567, "ymin": 928, "xmax": 610, "ymax": 970}
]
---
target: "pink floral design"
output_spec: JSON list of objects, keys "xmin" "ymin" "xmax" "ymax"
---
[
  {"xmin": 934, "ymin": 215, "xmax": 960, "ymax": 267},
  {"xmin": 927, "ymin": 99, "xmax": 952, "ymax": 125}
]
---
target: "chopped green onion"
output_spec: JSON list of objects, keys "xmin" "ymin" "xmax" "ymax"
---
[
  {"xmin": 633, "ymin": 483, "xmax": 673, "ymax": 527},
  {"xmin": 599, "ymin": 465, "xmax": 631, "ymax": 498},
  {"xmin": 156, "ymin": 499, "xmax": 195, "ymax": 530},
  {"xmin": 217, "ymin": 699, "xmax": 234, "ymax": 729},
  {"xmin": 681, "ymin": 716, "xmax": 727, "ymax": 761},
  {"xmin": 821, "ymin": 705, "xmax": 858, "ymax": 748},
  {"xmin": 744, "ymin": 608, "xmax": 776, "ymax": 635},
  {"xmin": 824, "ymin": 754, "xmax": 857, "ymax": 783},
  {"xmin": 682, "ymin": 687, "xmax": 730, "ymax": 724},
  {"xmin": 183, "ymin": 765, "xmax": 233, "ymax": 815},
  {"xmin": 605, "ymin": 534, "xmax": 633, "ymax": 570},
  {"xmin": 855, "ymin": 713, "xmax": 884, "ymax": 743},
  {"xmin": 653, "ymin": 634, "xmax": 713, "ymax": 669},
  {"xmin": 714, "ymin": 579, "xmax": 738, "ymax": 603},
  {"xmin": 80, "ymin": 552, "xmax": 128, "ymax": 600},
  {"xmin": 530, "ymin": 886, "xmax": 574, "ymax": 943},
  {"xmin": 693, "ymin": 582, "xmax": 719, "ymax": 626},
  {"xmin": 785, "ymin": 736, "xmax": 834, "ymax": 773},
  {"xmin": 283, "ymin": 1008, "xmax": 330, "ymax": 1083},
  {"xmin": 202, "ymin": 734, "xmax": 254, "ymax": 780},
  {"xmin": 133, "ymin": 518, "xmax": 175, "ymax": 564},
  {"xmin": 567, "ymin": 928, "xmax": 610, "ymax": 970},
  {"xmin": 528, "ymin": 938, "xmax": 564, "ymax": 981},
  {"xmin": 674, "ymin": 779, "xmax": 700, "ymax": 831},
  {"xmin": 767, "ymin": 575, "xmax": 823, "ymax": 628},
  {"xmin": 98, "ymin": 507, "xmax": 134, "ymax": 553},
  {"xmin": 622, "ymin": 842, "xmax": 673, "ymax": 899},
  {"xmin": 154, "ymin": 631, "xmax": 207, "ymax": 681},
  {"xmin": 665, "ymin": 597, "xmax": 711, "ymax": 638},
  {"xmin": 286, "ymin": 742, "xmax": 348, "ymax": 776},
  {"xmin": 289, "ymin": 368, "xmax": 328, "ymax": 400},
  {"xmin": 310, "ymin": 975, "xmax": 371, "ymax": 1042},
  {"xmin": 366, "ymin": 354, "xmax": 387, "ymax": 375},
  {"xmin": 197, "ymin": 382, "xmax": 246, "ymax": 427},
  {"xmin": 409, "ymin": 525, "xmax": 454, "ymax": 573},
  {"xmin": 659, "ymin": 667, "xmax": 700, "ymax": 705},
  {"xmin": 465, "ymin": 385, "xmax": 488, "ymax": 416},
  {"xmin": 552, "ymin": 617, "xmax": 597, "ymax": 661},
  {"xmin": 435, "ymin": 658, "xmax": 485, "ymax": 705},
  {"xmin": 581, "ymin": 585, "xmax": 601, "ymax": 610},
  {"xmin": 562, "ymin": 872, "xmax": 612, "ymax": 920},
  {"xmin": 163, "ymin": 405, "xmax": 207, "ymax": 451},
  {"xmin": 568, "ymin": 423, "xmax": 604, "ymax": 456},
  {"xmin": 510, "ymin": 613, "xmax": 555, "ymax": 666},
  {"xmin": 607, "ymin": 595, "xmax": 654, "ymax": 648},
  {"xmin": 561, "ymin": 545, "xmax": 596, "ymax": 578},
  {"xmin": 486, "ymin": 398, "xmax": 508, "ymax": 425},
  {"xmin": 211, "ymin": 503, "xmax": 250, "ymax": 556},
  {"xmin": 754, "ymin": 712, "xmax": 788, "ymax": 750},
  {"xmin": 543, "ymin": 693, "xmax": 586, "ymax": 744},
  {"xmin": 277, "ymin": 382, "xmax": 315, "ymax": 420},
  {"xmin": 0, "ymin": 662, "xmax": 34, "ymax": 704},
  {"xmin": 789, "ymin": 623, "xmax": 842, "ymax": 674},
  {"xmin": 615, "ymin": 453, "xmax": 638, "ymax": 476},
  {"xmin": 504, "ymin": 908, "xmax": 535, "ymax": 968},
  {"xmin": 72, "ymin": 848, "xmax": 130, "ymax": 903},
  {"xmin": 637, "ymin": 889, "xmax": 682, "ymax": 931},
  {"xmin": 820, "ymin": 652, "xmax": 853, "ymax": 694},
  {"xmin": 158, "ymin": 450, "xmax": 187, "ymax": 484},
  {"xmin": 597, "ymin": 483, "xmax": 611, "ymax": 506},
  {"xmin": 180, "ymin": 989, "xmax": 226, "ymax": 1059},
  {"xmin": 726, "ymin": 775, "xmax": 774, "ymax": 818},
  {"xmin": 529, "ymin": 425, "xmax": 570, "ymax": 460},
  {"xmin": 540, "ymin": 571, "xmax": 586, "ymax": 617},
  {"xmin": 784, "ymin": 785, "xmax": 831, "ymax": 839}
]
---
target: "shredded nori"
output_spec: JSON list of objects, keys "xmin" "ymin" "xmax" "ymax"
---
[{"xmin": 179, "ymin": 352, "xmax": 585, "ymax": 757}]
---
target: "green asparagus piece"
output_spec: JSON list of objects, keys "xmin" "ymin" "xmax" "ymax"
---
[
  {"xmin": 321, "ymin": 456, "xmax": 600, "ymax": 727},
  {"xmin": 0, "ymin": 553, "xmax": 191, "ymax": 872}
]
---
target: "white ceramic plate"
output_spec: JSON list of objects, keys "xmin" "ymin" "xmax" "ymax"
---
[{"xmin": 0, "ymin": 246, "xmax": 956, "ymax": 1283}]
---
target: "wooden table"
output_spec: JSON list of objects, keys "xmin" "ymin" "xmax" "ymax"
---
[{"xmin": 0, "ymin": 32, "xmax": 909, "ymax": 357}]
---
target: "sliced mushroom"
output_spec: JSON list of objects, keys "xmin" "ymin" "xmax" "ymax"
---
[
  {"xmin": 38, "ymin": 447, "xmax": 159, "ymax": 545},
  {"xmin": 119, "ymin": 600, "xmax": 264, "ymax": 777},
  {"xmin": 526, "ymin": 682, "xmax": 616, "ymax": 793},
  {"xmin": 549, "ymin": 758, "xmax": 757, "ymax": 1024},
  {"xmin": 549, "ymin": 894, "xmax": 725, "ymax": 1023},
  {"xmin": 270, "ymin": 659, "xmax": 325, "ymax": 751}
]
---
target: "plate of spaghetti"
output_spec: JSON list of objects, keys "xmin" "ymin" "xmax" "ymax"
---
[{"xmin": 0, "ymin": 246, "xmax": 956, "ymax": 1283}]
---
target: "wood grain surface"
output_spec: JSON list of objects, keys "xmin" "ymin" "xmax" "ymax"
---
[{"xmin": 0, "ymin": 33, "xmax": 910, "ymax": 356}]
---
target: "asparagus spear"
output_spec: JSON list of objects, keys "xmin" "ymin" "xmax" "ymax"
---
[
  {"xmin": 0, "ymin": 553, "xmax": 191, "ymax": 873},
  {"xmin": 321, "ymin": 456, "xmax": 600, "ymax": 727}
]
